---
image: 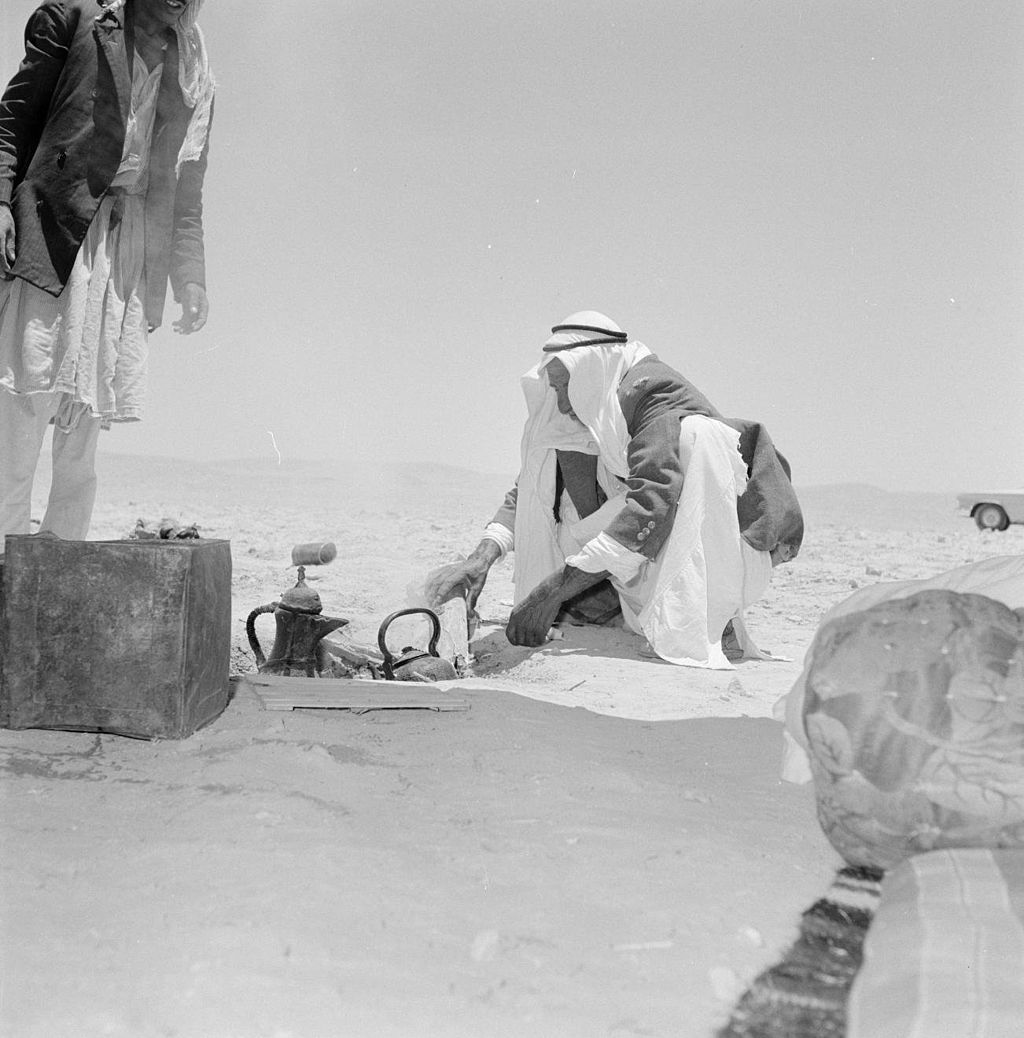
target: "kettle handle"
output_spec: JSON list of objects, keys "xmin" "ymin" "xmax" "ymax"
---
[
  {"xmin": 245, "ymin": 602, "xmax": 278, "ymax": 668},
  {"xmin": 377, "ymin": 607, "xmax": 442, "ymax": 672}
]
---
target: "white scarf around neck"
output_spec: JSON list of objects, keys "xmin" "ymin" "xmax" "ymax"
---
[
  {"xmin": 511, "ymin": 341, "xmax": 652, "ymax": 601},
  {"xmin": 100, "ymin": 0, "xmax": 216, "ymax": 175}
]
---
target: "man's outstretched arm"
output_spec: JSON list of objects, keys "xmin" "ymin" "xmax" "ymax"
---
[{"xmin": 424, "ymin": 479, "xmax": 519, "ymax": 611}]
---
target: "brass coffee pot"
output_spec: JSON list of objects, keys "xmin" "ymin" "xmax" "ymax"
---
[{"xmin": 246, "ymin": 566, "xmax": 349, "ymax": 676}]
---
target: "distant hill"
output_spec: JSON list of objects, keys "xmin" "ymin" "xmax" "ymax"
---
[
  {"xmin": 76, "ymin": 453, "xmax": 515, "ymax": 518},
  {"xmin": 34, "ymin": 454, "xmax": 967, "ymax": 533},
  {"xmin": 795, "ymin": 483, "xmax": 962, "ymax": 532}
]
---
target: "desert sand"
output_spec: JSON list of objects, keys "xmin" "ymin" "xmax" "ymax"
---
[{"xmin": 3, "ymin": 451, "xmax": 1021, "ymax": 1038}]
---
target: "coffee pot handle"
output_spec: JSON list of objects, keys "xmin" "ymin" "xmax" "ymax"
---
[{"xmin": 246, "ymin": 602, "xmax": 278, "ymax": 668}]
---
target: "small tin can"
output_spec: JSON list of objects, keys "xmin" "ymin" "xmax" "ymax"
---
[{"xmin": 291, "ymin": 541, "xmax": 337, "ymax": 566}]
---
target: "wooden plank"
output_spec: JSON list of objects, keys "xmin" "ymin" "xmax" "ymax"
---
[{"xmin": 238, "ymin": 674, "xmax": 469, "ymax": 712}]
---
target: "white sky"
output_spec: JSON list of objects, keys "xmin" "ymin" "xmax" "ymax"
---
[{"xmin": 3, "ymin": 0, "xmax": 1023, "ymax": 491}]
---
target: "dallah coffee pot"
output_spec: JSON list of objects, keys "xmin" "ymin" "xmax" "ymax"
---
[{"xmin": 246, "ymin": 566, "xmax": 349, "ymax": 676}]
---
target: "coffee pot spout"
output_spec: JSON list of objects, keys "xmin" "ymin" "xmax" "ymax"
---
[{"xmin": 317, "ymin": 615, "xmax": 349, "ymax": 640}]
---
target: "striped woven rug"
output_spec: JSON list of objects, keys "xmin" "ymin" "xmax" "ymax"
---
[{"xmin": 717, "ymin": 865, "xmax": 884, "ymax": 1038}]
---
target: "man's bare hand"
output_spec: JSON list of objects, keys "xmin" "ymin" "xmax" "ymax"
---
[
  {"xmin": 0, "ymin": 205, "xmax": 16, "ymax": 279},
  {"xmin": 425, "ymin": 538, "xmax": 503, "ymax": 612},
  {"xmin": 505, "ymin": 571, "xmax": 567, "ymax": 646},
  {"xmin": 425, "ymin": 558, "xmax": 490, "ymax": 611},
  {"xmin": 506, "ymin": 563, "xmax": 611, "ymax": 647},
  {"xmin": 173, "ymin": 282, "xmax": 208, "ymax": 334}
]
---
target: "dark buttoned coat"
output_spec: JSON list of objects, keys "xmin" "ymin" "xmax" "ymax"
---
[
  {"xmin": 492, "ymin": 355, "xmax": 805, "ymax": 563},
  {"xmin": 0, "ymin": 0, "xmax": 210, "ymax": 329}
]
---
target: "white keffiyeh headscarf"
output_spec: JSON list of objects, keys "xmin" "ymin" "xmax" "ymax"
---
[
  {"xmin": 512, "ymin": 340, "xmax": 652, "ymax": 601},
  {"xmin": 101, "ymin": 0, "xmax": 216, "ymax": 175}
]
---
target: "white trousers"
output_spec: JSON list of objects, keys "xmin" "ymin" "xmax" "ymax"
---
[{"xmin": 0, "ymin": 390, "xmax": 102, "ymax": 546}]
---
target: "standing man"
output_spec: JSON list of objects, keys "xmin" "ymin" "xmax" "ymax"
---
[
  {"xmin": 428, "ymin": 312, "xmax": 804, "ymax": 669},
  {"xmin": 0, "ymin": 0, "xmax": 216, "ymax": 543}
]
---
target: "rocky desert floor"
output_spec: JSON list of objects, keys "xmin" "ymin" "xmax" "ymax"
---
[{"xmin": 2, "ymin": 452, "xmax": 1021, "ymax": 1038}]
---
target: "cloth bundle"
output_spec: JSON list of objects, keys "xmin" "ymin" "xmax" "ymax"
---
[{"xmin": 743, "ymin": 556, "xmax": 1024, "ymax": 1037}]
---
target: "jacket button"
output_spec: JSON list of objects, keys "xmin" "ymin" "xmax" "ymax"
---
[{"xmin": 56, "ymin": 151, "xmax": 67, "ymax": 169}]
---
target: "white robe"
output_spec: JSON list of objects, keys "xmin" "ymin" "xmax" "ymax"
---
[{"xmin": 510, "ymin": 344, "xmax": 772, "ymax": 669}]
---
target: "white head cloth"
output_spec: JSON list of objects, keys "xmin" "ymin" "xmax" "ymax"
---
[
  {"xmin": 551, "ymin": 341, "xmax": 653, "ymax": 477},
  {"xmin": 102, "ymin": 0, "xmax": 216, "ymax": 175},
  {"xmin": 511, "ymin": 338, "xmax": 652, "ymax": 601}
]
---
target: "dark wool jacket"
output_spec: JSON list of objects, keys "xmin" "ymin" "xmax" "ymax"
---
[
  {"xmin": 492, "ymin": 355, "xmax": 805, "ymax": 562},
  {"xmin": 0, "ymin": 0, "xmax": 210, "ymax": 329}
]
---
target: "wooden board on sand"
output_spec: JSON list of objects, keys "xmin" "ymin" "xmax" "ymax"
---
[{"xmin": 239, "ymin": 674, "xmax": 470, "ymax": 713}]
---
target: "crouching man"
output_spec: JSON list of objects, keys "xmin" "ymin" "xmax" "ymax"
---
[{"xmin": 428, "ymin": 312, "xmax": 803, "ymax": 669}]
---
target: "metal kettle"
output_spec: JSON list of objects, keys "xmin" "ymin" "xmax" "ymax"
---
[
  {"xmin": 377, "ymin": 608, "xmax": 459, "ymax": 682},
  {"xmin": 246, "ymin": 566, "xmax": 349, "ymax": 676}
]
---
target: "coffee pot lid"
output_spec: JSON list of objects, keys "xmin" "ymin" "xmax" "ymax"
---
[{"xmin": 280, "ymin": 566, "xmax": 323, "ymax": 614}]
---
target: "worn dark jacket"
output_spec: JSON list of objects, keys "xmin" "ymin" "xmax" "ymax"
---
[
  {"xmin": 0, "ymin": 0, "xmax": 210, "ymax": 328},
  {"xmin": 492, "ymin": 355, "xmax": 805, "ymax": 562}
]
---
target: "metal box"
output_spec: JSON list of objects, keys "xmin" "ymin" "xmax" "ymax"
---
[{"xmin": 1, "ymin": 536, "xmax": 232, "ymax": 739}]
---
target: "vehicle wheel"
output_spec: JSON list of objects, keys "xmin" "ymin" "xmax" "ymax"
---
[{"xmin": 974, "ymin": 504, "xmax": 1009, "ymax": 531}]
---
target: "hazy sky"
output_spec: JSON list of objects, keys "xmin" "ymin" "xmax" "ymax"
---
[{"xmin": 3, "ymin": 0, "xmax": 1022, "ymax": 491}]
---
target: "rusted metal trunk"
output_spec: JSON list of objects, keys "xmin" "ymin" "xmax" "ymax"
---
[{"xmin": 0, "ymin": 536, "xmax": 232, "ymax": 739}]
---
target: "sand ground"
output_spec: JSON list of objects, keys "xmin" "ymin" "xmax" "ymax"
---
[{"xmin": 2, "ymin": 451, "xmax": 1021, "ymax": 1038}]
